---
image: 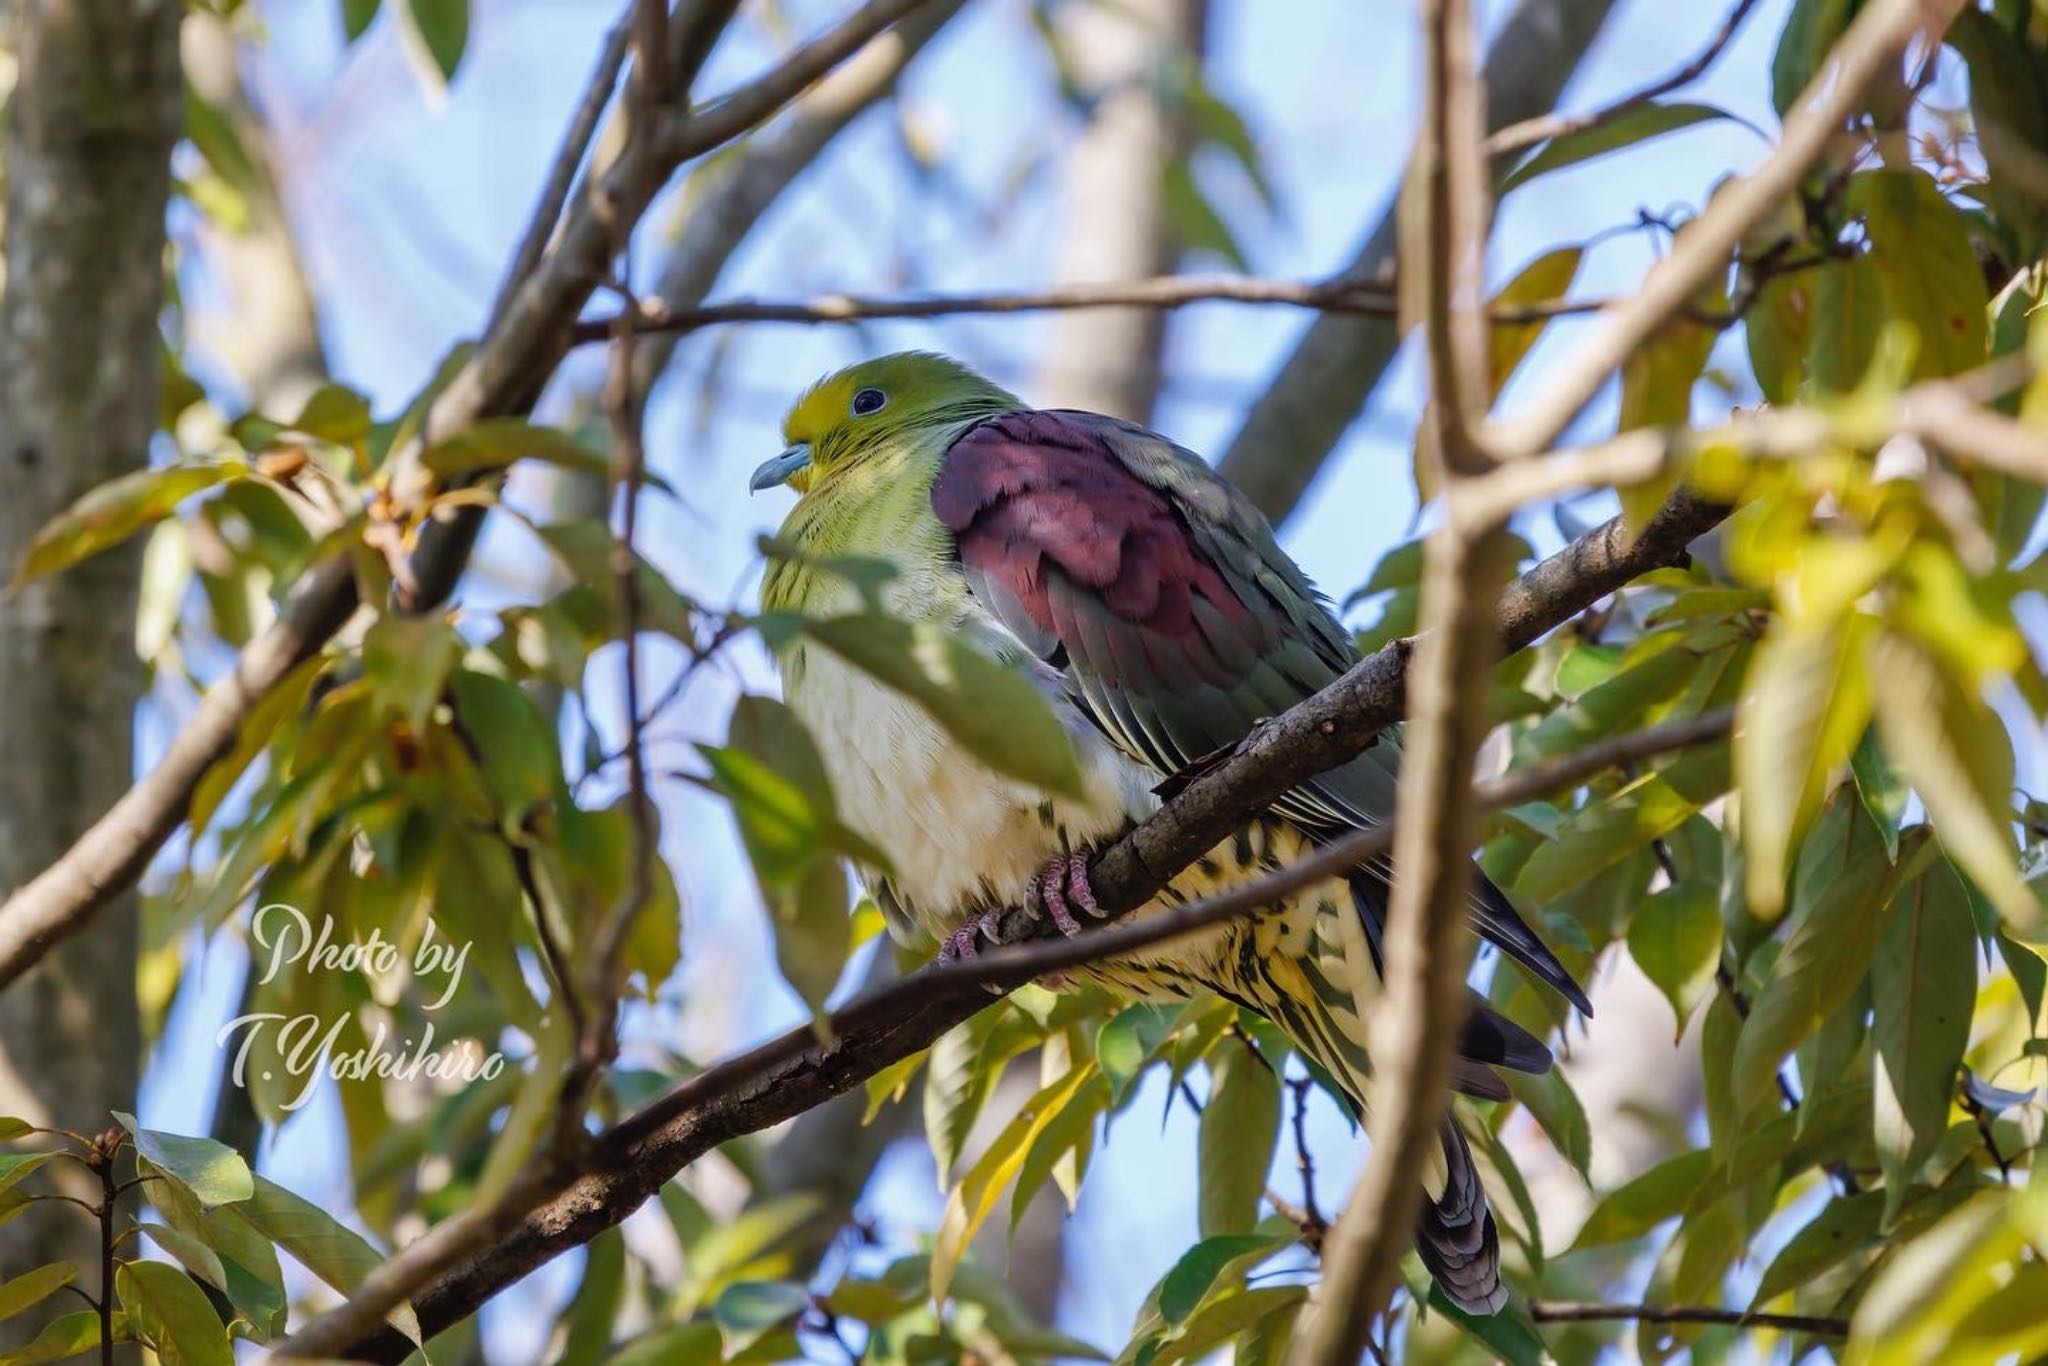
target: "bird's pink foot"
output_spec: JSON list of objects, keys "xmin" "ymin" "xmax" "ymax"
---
[
  {"xmin": 1028, "ymin": 850, "xmax": 1103, "ymax": 938},
  {"xmin": 938, "ymin": 909, "xmax": 1003, "ymax": 963}
]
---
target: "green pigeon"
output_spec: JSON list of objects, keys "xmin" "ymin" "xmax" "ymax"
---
[{"xmin": 753, "ymin": 351, "xmax": 1587, "ymax": 1315}]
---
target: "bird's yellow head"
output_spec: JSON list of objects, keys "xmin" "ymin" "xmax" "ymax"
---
[{"xmin": 750, "ymin": 351, "xmax": 1018, "ymax": 496}]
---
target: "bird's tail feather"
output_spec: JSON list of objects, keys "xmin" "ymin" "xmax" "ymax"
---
[{"xmin": 1226, "ymin": 880, "xmax": 1522, "ymax": 1316}]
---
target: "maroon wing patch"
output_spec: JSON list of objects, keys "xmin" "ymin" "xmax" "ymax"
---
[{"xmin": 930, "ymin": 410, "xmax": 1253, "ymax": 649}]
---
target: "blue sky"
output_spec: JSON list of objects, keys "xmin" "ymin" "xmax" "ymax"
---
[{"xmin": 135, "ymin": 0, "xmax": 1859, "ymax": 1353}]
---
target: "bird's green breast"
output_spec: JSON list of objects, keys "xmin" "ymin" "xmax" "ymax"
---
[{"xmin": 761, "ymin": 424, "xmax": 968, "ymax": 625}]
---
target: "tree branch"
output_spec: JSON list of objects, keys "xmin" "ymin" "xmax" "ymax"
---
[
  {"xmin": 1290, "ymin": 0, "xmax": 1503, "ymax": 1352},
  {"xmin": 1529, "ymin": 1301, "xmax": 1849, "ymax": 1337},
  {"xmin": 329, "ymin": 494, "xmax": 1732, "ymax": 1362}
]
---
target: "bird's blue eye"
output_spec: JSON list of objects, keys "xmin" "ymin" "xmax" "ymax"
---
[{"xmin": 851, "ymin": 388, "xmax": 887, "ymax": 416}]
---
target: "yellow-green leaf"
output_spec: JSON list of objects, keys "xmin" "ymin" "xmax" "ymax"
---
[
  {"xmin": 13, "ymin": 462, "xmax": 246, "ymax": 587},
  {"xmin": 1736, "ymin": 613, "xmax": 1877, "ymax": 917},
  {"xmin": 0, "ymin": 1263, "xmax": 75, "ymax": 1322},
  {"xmin": 1197, "ymin": 1037, "xmax": 1279, "ymax": 1238},
  {"xmin": 931, "ymin": 1062, "xmax": 1098, "ymax": 1305},
  {"xmin": 116, "ymin": 1261, "xmax": 233, "ymax": 1366},
  {"xmin": 1871, "ymin": 634, "xmax": 2033, "ymax": 930},
  {"xmin": 1849, "ymin": 168, "xmax": 1990, "ymax": 380}
]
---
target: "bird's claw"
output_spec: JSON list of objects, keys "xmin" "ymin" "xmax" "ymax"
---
[
  {"xmin": 938, "ymin": 909, "xmax": 1003, "ymax": 963},
  {"xmin": 1028, "ymin": 850, "xmax": 1103, "ymax": 938}
]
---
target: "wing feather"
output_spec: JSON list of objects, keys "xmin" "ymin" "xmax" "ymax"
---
[{"xmin": 933, "ymin": 408, "xmax": 1589, "ymax": 1015}]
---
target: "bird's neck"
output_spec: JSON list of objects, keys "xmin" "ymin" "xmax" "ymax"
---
[{"xmin": 762, "ymin": 427, "xmax": 960, "ymax": 622}]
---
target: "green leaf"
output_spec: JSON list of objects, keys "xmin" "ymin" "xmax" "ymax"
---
[
  {"xmin": 1425, "ymin": 1289, "xmax": 1549, "ymax": 1366},
  {"xmin": 1771, "ymin": 0, "xmax": 1859, "ymax": 116},
  {"xmin": 1808, "ymin": 254, "xmax": 1886, "ymax": 394},
  {"xmin": 399, "ymin": 0, "xmax": 468, "ymax": 82},
  {"xmin": 1571, "ymin": 1148, "xmax": 1713, "ymax": 1249},
  {"xmin": 137, "ymin": 1223, "xmax": 228, "ymax": 1295},
  {"xmin": 148, "ymin": 1171, "xmax": 286, "ymax": 1340},
  {"xmin": 1515, "ymin": 744, "xmax": 1728, "ymax": 901},
  {"xmin": 1501, "ymin": 102, "xmax": 1736, "ymax": 193},
  {"xmin": 1197, "ymin": 1038, "xmax": 1279, "ymax": 1238},
  {"xmin": 114, "ymin": 1115, "xmax": 252, "ymax": 1207},
  {"xmin": 1754, "ymin": 1189, "xmax": 1886, "ymax": 1305},
  {"xmin": 606, "ymin": 1322, "xmax": 724, "ymax": 1365},
  {"xmin": 421, "ymin": 417, "xmax": 668, "ymax": 492},
  {"xmin": 708, "ymin": 696, "xmax": 856, "ymax": 1011},
  {"xmin": 341, "ymin": 0, "xmax": 381, "ymax": 42},
  {"xmin": 1096, "ymin": 1004, "xmax": 1174, "ymax": 1103},
  {"xmin": 1730, "ymin": 801, "xmax": 1899, "ymax": 1112},
  {"xmin": 1737, "ymin": 613, "xmax": 1877, "ymax": 917},
  {"xmin": 1849, "ymin": 168, "xmax": 1991, "ymax": 379},
  {"xmin": 1158, "ymin": 1235, "xmax": 1288, "ymax": 1326},
  {"xmin": 288, "ymin": 384, "xmax": 373, "ymax": 444},
  {"xmin": 1149, "ymin": 1285, "xmax": 1307, "ymax": 1366},
  {"xmin": 1747, "ymin": 265, "xmax": 1818, "ymax": 404},
  {"xmin": 13, "ymin": 462, "xmax": 246, "ymax": 587},
  {"xmin": 0, "ymin": 1263, "xmax": 74, "ymax": 1323},
  {"xmin": 450, "ymin": 669, "xmax": 562, "ymax": 819},
  {"xmin": 0, "ymin": 1153, "xmax": 54, "ymax": 1195},
  {"xmin": 1872, "ymin": 634, "xmax": 2033, "ymax": 930},
  {"xmin": 1871, "ymin": 860, "xmax": 1976, "ymax": 1223},
  {"xmin": 1627, "ymin": 881, "xmax": 1722, "ymax": 1035},
  {"xmin": 797, "ymin": 613, "xmax": 1086, "ymax": 800},
  {"xmin": 715, "ymin": 1281, "xmax": 811, "ymax": 1355},
  {"xmin": 0, "ymin": 1308, "xmax": 126, "ymax": 1364},
  {"xmin": 361, "ymin": 613, "xmax": 460, "ymax": 730},
  {"xmin": 116, "ymin": 1261, "xmax": 234, "ymax": 1366},
  {"xmin": 1504, "ymin": 1065, "xmax": 1593, "ymax": 1180},
  {"xmin": 0, "ymin": 1118, "xmax": 27, "ymax": 1142},
  {"xmin": 233, "ymin": 1174, "xmax": 422, "ymax": 1347},
  {"xmin": 1851, "ymin": 726, "xmax": 1909, "ymax": 860}
]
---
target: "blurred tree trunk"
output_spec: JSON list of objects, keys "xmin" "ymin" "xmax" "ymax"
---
[
  {"xmin": 0, "ymin": 0, "xmax": 181, "ymax": 1342},
  {"xmin": 1035, "ymin": 0, "xmax": 1207, "ymax": 423},
  {"xmin": 1214, "ymin": 0, "xmax": 1621, "ymax": 525}
]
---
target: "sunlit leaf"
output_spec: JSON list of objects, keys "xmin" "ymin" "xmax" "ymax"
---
[
  {"xmin": 0, "ymin": 1263, "xmax": 75, "ymax": 1323},
  {"xmin": 1737, "ymin": 612, "xmax": 1877, "ymax": 917},
  {"xmin": 116, "ymin": 1261, "xmax": 233, "ymax": 1366},
  {"xmin": 115, "ymin": 1115, "xmax": 252, "ymax": 1208},
  {"xmin": 13, "ymin": 462, "xmax": 247, "ymax": 587},
  {"xmin": 1850, "ymin": 168, "xmax": 1990, "ymax": 380}
]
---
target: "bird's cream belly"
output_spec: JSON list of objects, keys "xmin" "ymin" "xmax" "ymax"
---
[{"xmin": 783, "ymin": 647, "xmax": 1150, "ymax": 942}]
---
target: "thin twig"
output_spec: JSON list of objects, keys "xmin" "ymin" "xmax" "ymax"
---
[
  {"xmin": 1529, "ymin": 1300, "xmax": 1849, "ymax": 1337},
  {"xmin": 1486, "ymin": 0, "xmax": 1765, "ymax": 158}
]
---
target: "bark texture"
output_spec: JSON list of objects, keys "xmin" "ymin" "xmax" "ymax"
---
[{"xmin": 0, "ymin": 0, "xmax": 182, "ymax": 1332}]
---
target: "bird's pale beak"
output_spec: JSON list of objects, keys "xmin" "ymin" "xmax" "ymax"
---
[{"xmin": 750, "ymin": 444, "xmax": 811, "ymax": 493}]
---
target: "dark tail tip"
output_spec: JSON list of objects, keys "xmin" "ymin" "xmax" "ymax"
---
[{"xmin": 1415, "ymin": 1119, "xmax": 1509, "ymax": 1316}]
